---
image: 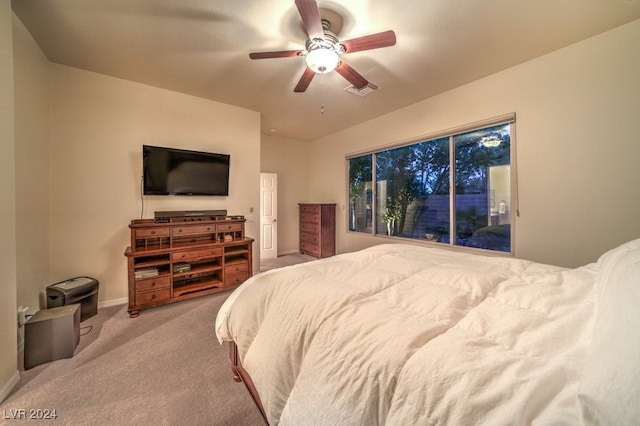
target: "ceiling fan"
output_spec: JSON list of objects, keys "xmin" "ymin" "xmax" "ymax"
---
[{"xmin": 249, "ymin": 0, "xmax": 396, "ymax": 93}]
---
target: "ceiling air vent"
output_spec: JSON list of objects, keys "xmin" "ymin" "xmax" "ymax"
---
[{"xmin": 344, "ymin": 82, "xmax": 380, "ymax": 97}]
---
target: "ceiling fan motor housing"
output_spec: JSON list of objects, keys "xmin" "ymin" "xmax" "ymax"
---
[{"xmin": 305, "ymin": 24, "xmax": 342, "ymax": 52}]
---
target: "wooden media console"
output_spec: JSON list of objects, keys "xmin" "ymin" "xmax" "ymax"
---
[{"xmin": 124, "ymin": 215, "xmax": 253, "ymax": 317}]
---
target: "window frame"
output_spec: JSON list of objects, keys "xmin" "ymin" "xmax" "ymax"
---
[{"xmin": 346, "ymin": 113, "xmax": 518, "ymax": 256}]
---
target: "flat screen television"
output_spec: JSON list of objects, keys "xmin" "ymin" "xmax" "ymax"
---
[{"xmin": 143, "ymin": 145, "xmax": 230, "ymax": 196}]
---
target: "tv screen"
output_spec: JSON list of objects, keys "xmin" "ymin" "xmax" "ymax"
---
[{"xmin": 143, "ymin": 145, "xmax": 230, "ymax": 196}]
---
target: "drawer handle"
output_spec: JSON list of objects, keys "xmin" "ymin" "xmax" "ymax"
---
[
  {"xmin": 150, "ymin": 231, "xmax": 156, "ymax": 235},
  {"xmin": 178, "ymin": 229, "xmax": 183, "ymax": 233},
  {"xmin": 151, "ymin": 294, "xmax": 156, "ymax": 300},
  {"xmin": 151, "ymin": 282, "xmax": 156, "ymax": 287}
]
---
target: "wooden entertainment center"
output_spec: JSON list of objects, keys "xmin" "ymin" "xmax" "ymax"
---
[{"xmin": 124, "ymin": 213, "xmax": 253, "ymax": 317}]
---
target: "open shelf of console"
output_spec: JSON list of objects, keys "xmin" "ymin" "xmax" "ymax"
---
[{"xmin": 172, "ymin": 278, "xmax": 223, "ymax": 298}]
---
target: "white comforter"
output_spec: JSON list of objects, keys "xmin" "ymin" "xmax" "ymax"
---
[{"xmin": 215, "ymin": 243, "xmax": 598, "ymax": 425}]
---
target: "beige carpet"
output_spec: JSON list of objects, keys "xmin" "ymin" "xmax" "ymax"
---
[
  {"xmin": 2, "ymin": 254, "xmax": 314, "ymax": 426},
  {"xmin": 2, "ymin": 293, "xmax": 265, "ymax": 426},
  {"xmin": 259, "ymin": 253, "xmax": 316, "ymax": 272}
]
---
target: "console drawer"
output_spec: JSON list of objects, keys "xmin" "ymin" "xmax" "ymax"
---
[
  {"xmin": 172, "ymin": 247, "xmax": 223, "ymax": 261},
  {"xmin": 172, "ymin": 224, "xmax": 216, "ymax": 236},
  {"xmin": 217, "ymin": 222, "xmax": 242, "ymax": 233},
  {"xmin": 225, "ymin": 262, "xmax": 249, "ymax": 276},
  {"xmin": 225, "ymin": 272, "xmax": 249, "ymax": 287},
  {"xmin": 135, "ymin": 276, "xmax": 170, "ymax": 292},
  {"xmin": 134, "ymin": 227, "xmax": 170, "ymax": 239},
  {"xmin": 135, "ymin": 288, "xmax": 171, "ymax": 306}
]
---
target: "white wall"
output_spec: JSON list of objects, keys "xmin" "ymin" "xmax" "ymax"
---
[
  {"xmin": 47, "ymin": 65, "xmax": 261, "ymax": 303},
  {"xmin": 4, "ymin": 12, "xmax": 261, "ymax": 399},
  {"xmin": 261, "ymin": 135, "xmax": 310, "ymax": 254},
  {"xmin": 0, "ymin": 1, "xmax": 20, "ymax": 403},
  {"xmin": 13, "ymin": 14, "xmax": 50, "ymax": 316},
  {"xmin": 308, "ymin": 19, "xmax": 640, "ymax": 268}
]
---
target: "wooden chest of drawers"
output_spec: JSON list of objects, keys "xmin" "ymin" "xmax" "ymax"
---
[{"xmin": 299, "ymin": 203, "xmax": 336, "ymax": 258}]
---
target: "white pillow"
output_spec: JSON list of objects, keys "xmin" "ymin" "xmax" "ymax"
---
[{"xmin": 577, "ymin": 238, "xmax": 640, "ymax": 424}]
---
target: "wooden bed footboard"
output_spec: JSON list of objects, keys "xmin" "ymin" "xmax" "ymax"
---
[{"xmin": 229, "ymin": 341, "xmax": 269, "ymax": 424}]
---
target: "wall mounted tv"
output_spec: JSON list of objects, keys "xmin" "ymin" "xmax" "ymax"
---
[{"xmin": 143, "ymin": 145, "xmax": 230, "ymax": 196}]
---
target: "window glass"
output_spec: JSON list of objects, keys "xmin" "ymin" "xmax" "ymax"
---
[
  {"xmin": 375, "ymin": 138, "xmax": 449, "ymax": 241},
  {"xmin": 454, "ymin": 124, "xmax": 511, "ymax": 251},
  {"xmin": 348, "ymin": 154, "xmax": 373, "ymax": 232},
  {"xmin": 347, "ymin": 118, "xmax": 513, "ymax": 254}
]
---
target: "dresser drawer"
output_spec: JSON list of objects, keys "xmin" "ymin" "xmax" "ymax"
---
[
  {"xmin": 225, "ymin": 262, "xmax": 249, "ymax": 275},
  {"xmin": 135, "ymin": 227, "xmax": 170, "ymax": 239},
  {"xmin": 135, "ymin": 275, "xmax": 170, "ymax": 292},
  {"xmin": 172, "ymin": 247, "xmax": 222, "ymax": 261},
  {"xmin": 172, "ymin": 224, "xmax": 216, "ymax": 236},
  {"xmin": 301, "ymin": 222, "xmax": 319, "ymax": 234},
  {"xmin": 300, "ymin": 205, "xmax": 320, "ymax": 214},
  {"xmin": 300, "ymin": 232, "xmax": 318, "ymax": 243},
  {"xmin": 300, "ymin": 213, "xmax": 320, "ymax": 224},
  {"xmin": 135, "ymin": 288, "xmax": 171, "ymax": 306},
  {"xmin": 300, "ymin": 241, "xmax": 319, "ymax": 256}
]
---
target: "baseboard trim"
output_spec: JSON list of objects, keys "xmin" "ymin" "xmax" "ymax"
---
[
  {"xmin": 98, "ymin": 297, "xmax": 127, "ymax": 309},
  {"xmin": 0, "ymin": 370, "xmax": 20, "ymax": 404},
  {"xmin": 278, "ymin": 249, "xmax": 300, "ymax": 256}
]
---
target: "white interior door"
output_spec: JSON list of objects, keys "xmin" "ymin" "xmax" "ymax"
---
[{"xmin": 260, "ymin": 173, "xmax": 278, "ymax": 260}]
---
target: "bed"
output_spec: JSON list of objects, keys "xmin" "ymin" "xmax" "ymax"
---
[{"xmin": 215, "ymin": 239, "xmax": 640, "ymax": 425}]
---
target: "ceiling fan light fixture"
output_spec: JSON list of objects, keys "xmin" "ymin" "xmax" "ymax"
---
[{"xmin": 305, "ymin": 48, "xmax": 340, "ymax": 74}]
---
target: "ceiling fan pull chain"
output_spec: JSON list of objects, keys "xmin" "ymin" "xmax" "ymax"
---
[{"xmin": 320, "ymin": 74, "xmax": 325, "ymax": 114}]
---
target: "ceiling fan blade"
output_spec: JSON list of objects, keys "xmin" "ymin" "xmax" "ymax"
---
[
  {"xmin": 340, "ymin": 30, "xmax": 396, "ymax": 53},
  {"xmin": 335, "ymin": 62, "xmax": 369, "ymax": 89},
  {"xmin": 294, "ymin": 67, "xmax": 316, "ymax": 92},
  {"xmin": 295, "ymin": 0, "xmax": 325, "ymax": 40},
  {"xmin": 249, "ymin": 50, "xmax": 302, "ymax": 60}
]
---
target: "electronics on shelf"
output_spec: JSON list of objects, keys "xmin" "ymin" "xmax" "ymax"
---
[{"xmin": 154, "ymin": 210, "xmax": 233, "ymax": 223}]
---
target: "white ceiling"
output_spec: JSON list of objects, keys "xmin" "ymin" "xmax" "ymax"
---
[{"xmin": 12, "ymin": 0, "xmax": 640, "ymax": 141}]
